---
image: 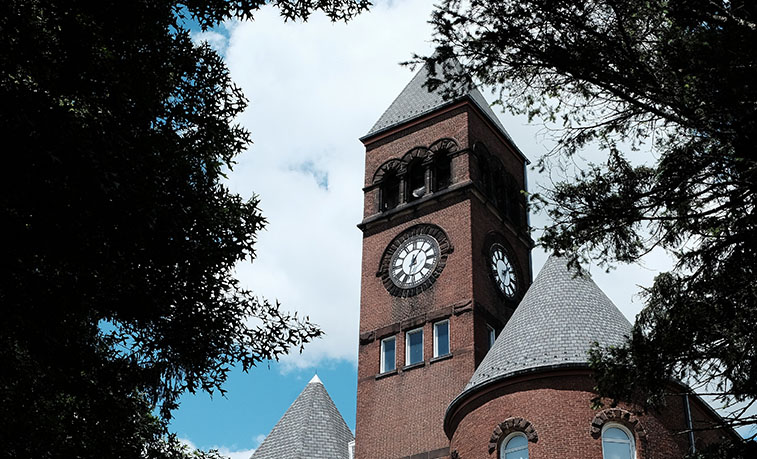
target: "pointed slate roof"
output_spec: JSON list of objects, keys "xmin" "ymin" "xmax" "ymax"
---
[
  {"xmin": 362, "ymin": 59, "xmax": 518, "ymax": 152},
  {"xmin": 464, "ymin": 255, "xmax": 632, "ymax": 393},
  {"xmin": 251, "ymin": 375, "xmax": 354, "ymax": 459}
]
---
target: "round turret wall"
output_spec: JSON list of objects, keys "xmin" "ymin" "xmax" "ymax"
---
[{"xmin": 447, "ymin": 369, "xmax": 699, "ymax": 459}]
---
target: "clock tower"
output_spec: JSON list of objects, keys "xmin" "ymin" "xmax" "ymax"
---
[{"xmin": 354, "ymin": 61, "xmax": 533, "ymax": 459}]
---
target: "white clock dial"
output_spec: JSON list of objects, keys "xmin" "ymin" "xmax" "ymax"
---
[
  {"xmin": 490, "ymin": 243, "xmax": 517, "ymax": 298},
  {"xmin": 389, "ymin": 235, "xmax": 440, "ymax": 289}
]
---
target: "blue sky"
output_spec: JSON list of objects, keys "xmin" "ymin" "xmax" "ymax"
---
[
  {"xmin": 168, "ymin": 1, "xmax": 741, "ymax": 457},
  {"xmin": 171, "ymin": 361, "xmax": 356, "ymax": 456}
]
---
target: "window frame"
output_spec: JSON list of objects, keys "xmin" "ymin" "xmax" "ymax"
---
[
  {"xmin": 487, "ymin": 324, "xmax": 496, "ymax": 350},
  {"xmin": 500, "ymin": 432, "xmax": 529, "ymax": 459},
  {"xmin": 601, "ymin": 423, "xmax": 635, "ymax": 459},
  {"xmin": 380, "ymin": 336, "xmax": 396, "ymax": 374},
  {"xmin": 405, "ymin": 327, "xmax": 424, "ymax": 366},
  {"xmin": 433, "ymin": 320, "xmax": 450, "ymax": 358}
]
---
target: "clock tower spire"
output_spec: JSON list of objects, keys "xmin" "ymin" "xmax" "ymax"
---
[{"xmin": 354, "ymin": 60, "xmax": 532, "ymax": 459}]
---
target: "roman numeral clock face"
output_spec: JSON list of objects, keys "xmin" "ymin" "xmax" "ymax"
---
[
  {"xmin": 379, "ymin": 225, "xmax": 451, "ymax": 297},
  {"xmin": 389, "ymin": 235, "xmax": 440, "ymax": 289},
  {"xmin": 490, "ymin": 243, "xmax": 518, "ymax": 299}
]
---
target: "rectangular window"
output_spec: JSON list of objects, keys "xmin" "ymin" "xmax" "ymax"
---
[
  {"xmin": 487, "ymin": 324, "xmax": 496, "ymax": 350},
  {"xmin": 380, "ymin": 336, "xmax": 396, "ymax": 373},
  {"xmin": 433, "ymin": 320, "xmax": 450, "ymax": 358},
  {"xmin": 405, "ymin": 328, "xmax": 424, "ymax": 365}
]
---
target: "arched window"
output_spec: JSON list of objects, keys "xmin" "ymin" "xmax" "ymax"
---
[
  {"xmin": 380, "ymin": 171, "xmax": 400, "ymax": 211},
  {"xmin": 406, "ymin": 159, "xmax": 426, "ymax": 201},
  {"xmin": 433, "ymin": 153, "xmax": 451, "ymax": 191},
  {"xmin": 492, "ymin": 165, "xmax": 505, "ymax": 212},
  {"xmin": 477, "ymin": 154, "xmax": 492, "ymax": 198},
  {"xmin": 500, "ymin": 432, "xmax": 528, "ymax": 459},
  {"xmin": 602, "ymin": 424, "xmax": 635, "ymax": 459}
]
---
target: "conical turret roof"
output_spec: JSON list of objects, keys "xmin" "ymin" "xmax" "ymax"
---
[
  {"xmin": 464, "ymin": 255, "xmax": 632, "ymax": 393},
  {"xmin": 251, "ymin": 375, "xmax": 354, "ymax": 459},
  {"xmin": 361, "ymin": 58, "xmax": 518, "ymax": 153}
]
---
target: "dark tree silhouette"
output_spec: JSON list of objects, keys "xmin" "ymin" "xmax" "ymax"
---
[
  {"xmin": 425, "ymin": 0, "xmax": 757, "ymax": 446},
  {"xmin": 0, "ymin": 0, "xmax": 368, "ymax": 457}
]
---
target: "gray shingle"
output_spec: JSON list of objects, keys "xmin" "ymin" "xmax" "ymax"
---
[
  {"xmin": 362, "ymin": 59, "xmax": 515, "ymax": 147},
  {"xmin": 464, "ymin": 255, "xmax": 632, "ymax": 392},
  {"xmin": 251, "ymin": 375, "xmax": 354, "ymax": 459}
]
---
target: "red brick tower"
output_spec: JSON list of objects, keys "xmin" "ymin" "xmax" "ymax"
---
[{"xmin": 354, "ymin": 62, "xmax": 533, "ymax": 459}]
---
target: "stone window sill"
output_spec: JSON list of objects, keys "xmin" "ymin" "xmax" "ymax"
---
[
  {"xmin": 429, "ymin": 353, "xmax": 452, "ymax": 364},
  {"xmin": 402, "ymin": 361, "xmax": 425, "ymax": 372},
  {"xmin": 375, "ymin": 369, "xmax": 398, "ymax": 380}
]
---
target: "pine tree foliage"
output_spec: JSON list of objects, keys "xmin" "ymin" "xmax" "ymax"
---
[
  {"xmin": 425, "ymin": 0, "xmax": 757, "ymax": 440},
  {"xmin": 0, "ymin": 0, "xmax": 368, "ymax": 457}
]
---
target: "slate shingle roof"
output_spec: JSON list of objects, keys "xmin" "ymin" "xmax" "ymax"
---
[
  {"xmin": 250, "ymin": 375, "xmax": 354, "ymax": 459},
  {"xmin": 464, "ymin": 255, "xmax": 632, "ymax": 393},
  {"xmin": 362, "ymin": 58, "xmax": 517, "ymax": 152}
]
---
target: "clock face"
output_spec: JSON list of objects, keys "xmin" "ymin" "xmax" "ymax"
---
[
  {"xmin": 490, "ymin": 243, "xmax": 517, "ymax": 298},
  {"xmin": 389, "ymin": 234, "xmax": 440, "ymax": 289}
]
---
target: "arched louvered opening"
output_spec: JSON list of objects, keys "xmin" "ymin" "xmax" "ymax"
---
[
  {"xmin": 406, "ymin": 159, "xmax": 426, "ymax": 202},
  {"xmin": 507, "ymin": 184, "xmax": 523, "ymax": 228},
  {"xmin": 492, "ymin": 162, "xmax": 506, "ymax": 212},
  {"xmin": 501, "ymin": 172, "xmax": 523, "ymax": 229},
  {"xmin": 380, "ymin": 171, "xmax": 400, "ymax": 211},
  {"xmin": 433, "ymin": 152, "xmax": 451, "ymax": 192},
  {"xmin": 477, "ymin": 154, "xmax": 493, "ymax": 198}
]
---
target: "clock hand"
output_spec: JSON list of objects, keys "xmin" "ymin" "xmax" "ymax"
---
[{"xmin": 409, "ymin": 252, "xmax": 418, "ymax": 270}]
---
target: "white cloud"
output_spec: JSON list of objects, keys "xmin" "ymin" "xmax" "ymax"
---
[
  {"xmin": 178, "ymin": 437, "xmax": 196, "ymax": 450},
  {"xmin": 222, "ymin": 1, "xmax": 437, "ymax": 369},
  {"xmin": 179, "ymin": 436, "xmax": 259, "ymax": 459},
  {"xmin": 191, "ymin": 29, "xmax": 229, "ymax": 52},
  {"xmin": 220, "ymin": 0, "xmax": 677, "ymax": 370},
  {"xmin": 215, "ymin": 446, "xmax": 257, "ymax": 459}
]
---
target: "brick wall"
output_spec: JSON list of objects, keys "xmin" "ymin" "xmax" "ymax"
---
[
  {"xmin": 356, "ymin": 100, "xmax": 530, "ymax": 459},
  {"xmin": 447, "ymin": 369, "xmax": 732, "ymax": 459}
]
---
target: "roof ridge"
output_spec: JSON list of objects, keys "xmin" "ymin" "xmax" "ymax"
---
[
  {"xmin": 361, "ymin": 58, "xmax": 518, "ymax": 151},
  {"xmin": 251, "ymin": 378, "xmax": 354, "ymax": 459}
]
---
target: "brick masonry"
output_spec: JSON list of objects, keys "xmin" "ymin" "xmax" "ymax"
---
[
  {"xmin": 353, "ymin": 78, "xmax": 734, "ymax": 459},
  {"xmin": 355, "ymin": 99, "xmax": 532, "ymax": 459},
  {"xmin": 447, "ymin": 369, "xmax": 735, "ymax": 459}
]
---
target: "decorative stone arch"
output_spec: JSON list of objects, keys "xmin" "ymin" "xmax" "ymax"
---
[
  {"xmin": 428, "ymin": 138, "xmax": 457, "ymax": 192},
  {"xmin": 471, "ymin": 140, "xmax": 490, "ymax": 156},
  {"xmin": 429, "ymin": 137, "xmax": 459, "ymax": 155},
  {"xmin": 488, "ymin": 417, "xmax": 538, "ymax": 455},
  {"xmin": 372, "ymin": 158, "xmax": 405, "ymax": 184},
  {"xmin": 590, "ymin": 408, "xmax": 649, "ymax": 458},
  {"xmin": 373, "ymin": 159, "xmax": 405, "ymax": 212},
  {"xmin": 401, "ymin": 146, "xmax": 432, "ymax": 164},
  {"xmin": 402, "ymin": 147, "xmax": 431, "ymax": 201}
]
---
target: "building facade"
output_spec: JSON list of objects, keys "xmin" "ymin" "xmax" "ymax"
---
[
  {"xmin": 351, "ymin": 61, "xmax": 736, "ymax": 459},
  {"xmin": 253, "ymin": 61, "xmax": 737, "ymax": 459}
]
